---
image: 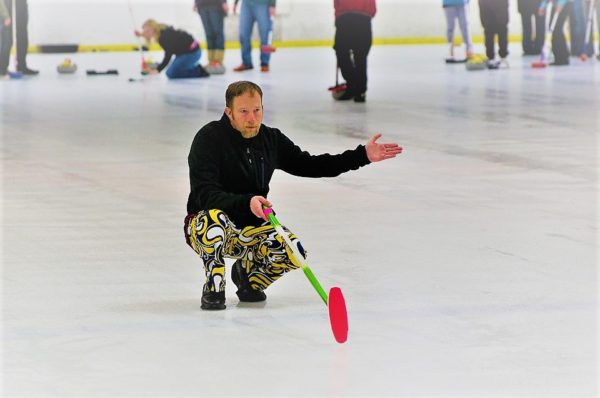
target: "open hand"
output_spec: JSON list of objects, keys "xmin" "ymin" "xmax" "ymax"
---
[{"xmin": 365, "ymin": 134, "xmax": 403, "ymax": 162}]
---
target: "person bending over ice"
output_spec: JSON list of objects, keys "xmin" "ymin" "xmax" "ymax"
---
[
  {"xmin": 184, "ymin": 80, "xmax": 403, "ymax": 310},
  {"xmin": 135, "ymin": 19, "xmax": 209, "ymax": 79}
]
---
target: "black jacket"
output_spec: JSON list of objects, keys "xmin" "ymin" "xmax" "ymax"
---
[
  {"xmin": 518, "ymin": 0, "xmax": 543, "ymax": 14},
  {"xmin": 186, "ymin": 114, "xmax": 371, "ymax": 227},
  {"xmin": 195, "ymin": 0, "xmax": 226, "ymax": 11},
  {"xmin": 157, "ymin": 26, "xmax": 197, "ymax": 72}
]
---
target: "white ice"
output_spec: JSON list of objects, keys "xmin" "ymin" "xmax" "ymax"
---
[{"xmin": 1, "ymin": 45, "xmax": 598, "ymax": 397}]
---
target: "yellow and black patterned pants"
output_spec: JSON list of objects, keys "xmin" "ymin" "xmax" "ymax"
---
[{"xmin": 184, "ymin": 209, "xmax": 305, "ymax": 293}]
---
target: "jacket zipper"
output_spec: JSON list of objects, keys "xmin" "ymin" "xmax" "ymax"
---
[
  {"xmin": 248, "ymin": 147, "xmax": 265, "ymax": 191},
  {"xmin": 260, "ymin": 156, "xmax": 265, "ymax": 190}
]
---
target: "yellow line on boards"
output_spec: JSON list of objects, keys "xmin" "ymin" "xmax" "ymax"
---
[{"xmin": 29, "ymin": 33, "xmax": 600, "ymax": 53}]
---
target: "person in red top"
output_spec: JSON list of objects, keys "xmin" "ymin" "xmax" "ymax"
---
[{"xmin": 333, "ymin": 0, "xmax": 376, "ymax": 103}]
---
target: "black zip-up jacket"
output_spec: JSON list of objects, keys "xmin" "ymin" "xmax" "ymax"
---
[
  {"xmin": 157, "ymin": 26, "xmax": 197, "ymax": 72},
  {"xmin": 186, "ymin": 114, "xmax": 371, "ymax": 227}
]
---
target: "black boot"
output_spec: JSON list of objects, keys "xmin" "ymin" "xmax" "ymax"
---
[
  {"xmin": 354, "ymin": 92, "xmax": 366, "ymax": 103},
  {"xmin": 196, "ymin": 65, "xmax": 210, "ymax": 77},
  {"xmin": 201, "ymin": 285, "xmax": 226, "ymax": 310},
  {"xmin": 17, "ymin": 67, "xmax": 39, "ymax": 76},
  {"xmin": 231, "ymin": 261, "xmax": 266, "ymax": 302}
]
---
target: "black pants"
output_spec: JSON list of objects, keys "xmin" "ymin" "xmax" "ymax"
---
[
  {"xmin": 0, "ymin": 0, "xmax": 30, "ymax": 73},
  {"xmin": 551, "ymin": 2, "xmax": 573, "ymax": 64},
  {"xmin": 334, "ymin": 13, "xmax": 372, "ymax": 96},
  {"xmin": 519, "ymin": 0, "xmax": 546, "ymax": 54},
  {"xmin": 479, "ymin": 0, "xmax": 509, "ymax": 60}
]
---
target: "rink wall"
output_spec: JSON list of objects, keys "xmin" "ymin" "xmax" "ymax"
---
[{"xmin": 27, "ymin": 0, "xmax": 532, "ymax": 51}]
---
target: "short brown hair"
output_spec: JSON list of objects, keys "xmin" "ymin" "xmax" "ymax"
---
[{"xmin": 225, "ymin": 81, "xmax": 263, "ymax": 109}]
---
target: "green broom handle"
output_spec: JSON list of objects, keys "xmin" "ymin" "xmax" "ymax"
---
[{"xmin": 263, "ymin": 207, "xmax": 329, "ymax": 305}]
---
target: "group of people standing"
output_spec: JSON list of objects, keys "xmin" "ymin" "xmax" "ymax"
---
[
  {"xmin": 136, "ymin": 0, "xmax": 276, "ymax": 79},
  {"xmin": 139, "ymin": 0, "xmax": 377, "ymax": 102},
  {"xmin": 443, "ymin": 0, "xmax": 600, "ymax": 68}
]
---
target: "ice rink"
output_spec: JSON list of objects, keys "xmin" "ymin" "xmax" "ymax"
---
[{"xmin": 1, "ymin": 44, "xmax": 599, "ymax": 397}]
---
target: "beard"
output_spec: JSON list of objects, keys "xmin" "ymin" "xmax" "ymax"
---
[{"xmin": 232, "ymin": 116, "xmax": 260, "ymax": 138}]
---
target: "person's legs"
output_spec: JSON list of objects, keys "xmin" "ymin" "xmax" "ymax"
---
[
  {"xmin": 582, "ymin": 0, "xmax": 595, "ymax": 55},
  {"xmin": 211, "ymin": 8, "xmax": 225, "ymax": 52},
  {"xmin": 186, "ymin": 210, "xmax": 236, "ymax": 297},
  {"xmin": 570, "ymin": 0, "xmax": 585, "ymax": 55},
  {"xmin": 498, "ymin": 25, "xmax": 509, "ymax": 58},
  {"xmin": 479, "ymin": 1, "xmax": 496, "ymax": 59},
  {"xmin": 596, "ymin": 0, "xmax": 600, "ymax": 55},
  {"xmin": 199, "ymin": 8, "xmax": 216, "ymax": 64},
  {"xmin": 350, "ymin": 15, "xmax": 372, "ymax": 100},
  {"xmin": 234, "ymin": 223, "xmax": 304, "ymax": 292},
  {"xmin": 521, "ymin": 10, "xmax": 534, "ymax": 53},
  {"xmin": 15, "ymin": 0, "xmax": 32, "ymax": 72},
  {"xmin": 165, "ymin": 49, "xmax": 206, "ymax": 78},
  {"xmin": 534, "ymin": 10, "xmax": 546, "ymax": 54},
  {"xmin": 255, "ymin": 3, "xmax": 271, "ymax": 67},
  {"xmin": 238, "ymin": 0, "xmax": 254, "ymax": 68},
  {"xmin": 186, "ymin": 209, "xmax": 305, "ymax": 295},
  {"xmin": 444, "ymin": 6, "xmax": 458, "ymax": 54},
  {"xmin": 208, "ymin": 8, "xmax": 226, "ymax": 72},
  {"xmin": 334, "ymin": 14, "xmax": 356, "ymax": 98},
  {"xmin": 483, "ymin": 29, "xmax": 496, "ymax": 59},
  {"xmin": 457, "ymin": 4, "xmax": 474, "ymax": 55},
  {"xmin": 551, "ymin": 3, "xmax": 572, "ymax": 64},
  {"xmin": 0, "ymin": 0, "xmax": 13, "ymax": 74},
  {"xmin": 495, "ymin": 0, "xmax": 509, "ymax": 59}
]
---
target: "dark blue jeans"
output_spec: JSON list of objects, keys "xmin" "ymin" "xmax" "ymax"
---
[
  {"xmin": 198, "ymin": 8, "xmax": 225, "ymax": 50},
  {"xmin": 166, "ymin": 49, "xmax": 204, "ymax": 79}
]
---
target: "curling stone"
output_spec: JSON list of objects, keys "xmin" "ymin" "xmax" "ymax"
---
[
  {"xmin": 465, "ymin": 54, "xmax": 488, "ymax": 71},
  {"xmin": 57, "ymin": 58, "xmax": 77, "ymax": 74}
]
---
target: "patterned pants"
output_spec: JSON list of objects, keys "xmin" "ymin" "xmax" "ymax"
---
[{"xmin": 184, "ymin": 209, "xmax": 305, "ymax": 293}]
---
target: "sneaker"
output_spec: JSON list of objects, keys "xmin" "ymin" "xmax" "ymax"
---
[
  {"xmin": 2, "ymin": 71, "xmax": 24, "ymax": 79},
  {"xmin": 231, "ymin": 261, "xmax": 266, "ymax": 302},
  {"xmin": 233, "ymin": 64, "xmax": 253, "ymax": 72},
  {"xmin": 200, "ymin": 285, "xmax": 226, "ymax": 310},
  {"xmin": 17, "ymin": 67, "xmax": 39, "ymax": 75},
  {"xmin": 498, "ymin": 58, "xmax": 509, "ymax": 68},
  {"xmin": 206, "ymin": 62, "xmax": 226, "ymax": 75},
  {"xmin": 260, "ymin": 64, "xmax": 269, "ymax": 72},
  {"xmin": 486, "ymin": 60, "xmax": 500, "ymax": 70},
  {"xmin": 354, "ymin": 93, "xmax": 366, "ymax": 103}
]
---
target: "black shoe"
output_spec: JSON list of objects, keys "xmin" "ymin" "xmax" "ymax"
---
[
  {"xmin": 201, "ymin": 286, "xmax": 226, "ymax": 310},
  {"xmin": 231, "ymin": 261, "xmax": 266, "ymax": 302},
  {"xmin": 196, "ymin": 65, "xmax": 209, "ymax": 78},
  {"xmin": 334, "ymin": 89, "xmax": 355, "ymax": 101},
  {"xmin": 17, "ymin": 67, "xmax": 39, "ymax": 75},
  {"xmin": 354, "ymin": 93, "xmax": 366, "ymax": 103},
  {"xmin": 550, "ymin": 61, "xmax": 569, "ymax": 66}
]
